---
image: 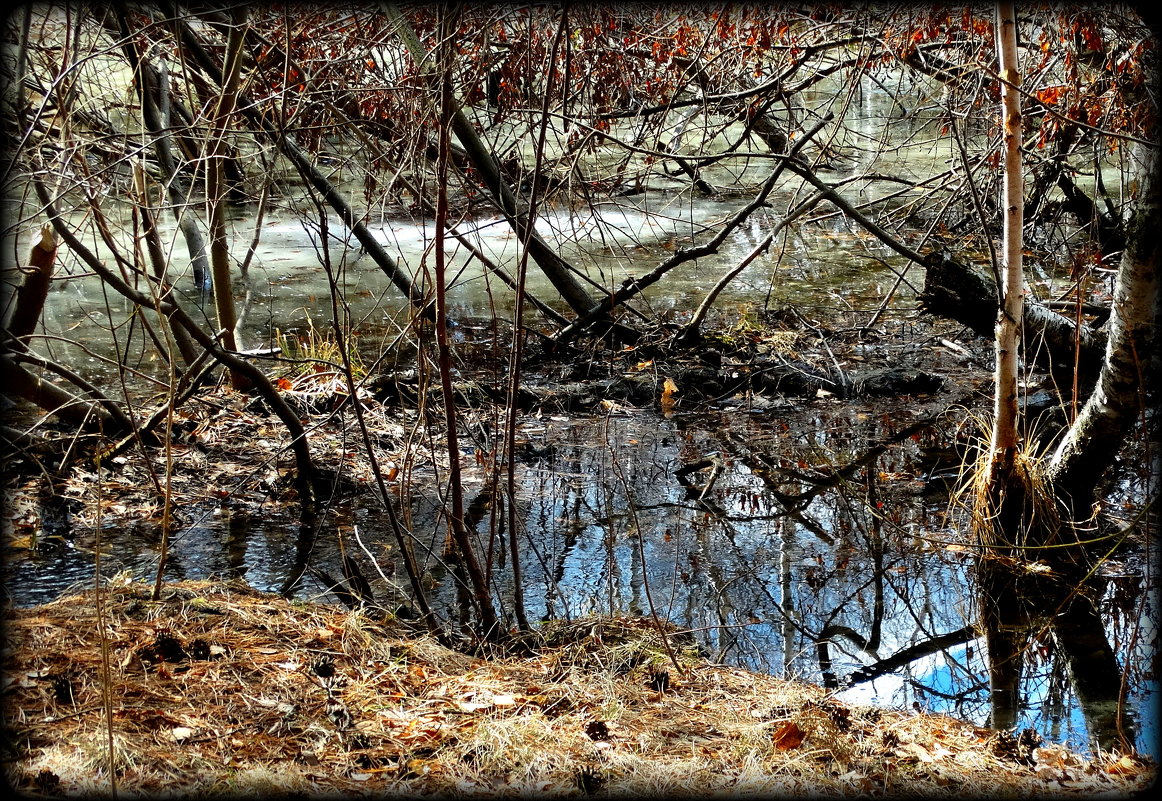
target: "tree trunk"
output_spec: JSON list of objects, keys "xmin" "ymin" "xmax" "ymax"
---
[
  {"xmin": 3, "ymin": 226, "xmax": 132, "ymax": 434},
  {"xmin": 977, "ymin": 1, "xmax": 1031, "ymax": 736},
  {"xmin": 205, "ymin": 7, "xmax": 248, "ymax": 389},
  {"xmin": 989, "ymin": 0, "xmax": 1024, "ymax": 476},
  {"xmin": 385, "ymin": 5, "xmax": 600, "ymax": 318},
  {"xmin": 5, "ymin": 224, "xmax": 56, "ymax": 344},
  {"xmin": 918, "ymin": 254, "xmax": 1106, "ymax": 379},
  {"xmin": 1049, "ymin": 144, "xmax": 1160, "ymax": 514},
  {"xmin": 131, "ymin": 163, "xmax": 201, "ymax": 370},
  {"xmin": 110, "ymin": 15, "xmax": 211, "ymax": 294}
]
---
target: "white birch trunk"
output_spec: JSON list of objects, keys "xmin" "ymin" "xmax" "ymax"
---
[{"xmin": 989, "ymin": 0, "xmax": 1024, "ymax": 474}]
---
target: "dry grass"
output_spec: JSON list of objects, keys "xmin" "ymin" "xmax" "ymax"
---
[
  {"xmin": 949, "ymin": 408, "xmax": 1073, "ymax": 555},
  {"xmin": 2, "ymin": 578, "xmax": 1153, "ymax": 798}
]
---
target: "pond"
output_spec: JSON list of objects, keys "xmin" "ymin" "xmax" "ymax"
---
[
  {"xmin": 2, "ymin": 77, "xmax": 1156, "ymax": 762},
  {"xmin": 3, "ymin": 186, "xmax": 1156, "ymax": 762}
]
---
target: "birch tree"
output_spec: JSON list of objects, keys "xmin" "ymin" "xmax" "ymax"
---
[{"xmin": 988, "ymin": 0, "xmax": 1024, "ymax": 488}]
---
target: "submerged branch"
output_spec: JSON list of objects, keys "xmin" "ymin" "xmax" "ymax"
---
[{"xmin": 0, "ymin": 352, "xmax": 125, "ymax": 435}]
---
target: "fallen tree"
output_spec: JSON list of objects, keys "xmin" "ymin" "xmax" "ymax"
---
[{"xmin": 918, "ymin": 252, "xmax": 1106, "ymax": 382}]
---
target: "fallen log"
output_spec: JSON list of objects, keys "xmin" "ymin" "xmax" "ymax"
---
[
  {"xmin": 1, "ymin": 353, "xmax": 126, "ymax": 434},
  {"xmin": 917, "ymin": 253, "xmax": 1106, "ymax": 382}
]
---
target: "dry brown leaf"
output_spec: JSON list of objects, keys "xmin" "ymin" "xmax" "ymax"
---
[
  {"xmin": 772, "ymin": 720, "xmax": 805, "ymax": 750},
  {"xmin": 1107, "ymin": 754, "xmax": 1142, "ymax": 775}
]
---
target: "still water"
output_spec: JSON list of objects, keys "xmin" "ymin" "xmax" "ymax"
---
[
  {"xmin": 3, "ymin": 189, "xmax": 1156, "ymax": 758},
  {"xmin": 3, "ymin": 80, "xmax": 1156, "ymax": 758}
]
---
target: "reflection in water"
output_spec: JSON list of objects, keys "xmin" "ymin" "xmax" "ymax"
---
[
  {"xmin": 3, "ymin": 392, "xmax": 1153, "ymax": 758},
  {"xmin": 5, "ymin": 68, "xmax": 1152, "ymax": 761},
  {"xmin": 1054, "ymin": 592, "xmax": 1138, "ymax": 752},
  {"xmin": 386, "ymin": 409, "xmax": 1149, "ymax": 756}
]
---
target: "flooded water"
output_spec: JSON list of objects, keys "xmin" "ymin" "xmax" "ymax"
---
[
  {"xmin": 3, "ymin": 81, "xmax": 1156, "ymax": 761},
  {"xmin": 7, "ymin": 398, "xmax": 1157, "ymax": 760},
  {"xmin": 4, "ymin": 273, "xmax": 1156, "ymax": 761}
]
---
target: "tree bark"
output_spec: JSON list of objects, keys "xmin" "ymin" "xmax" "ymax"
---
[
  {"xmin": 918, "ymin": 254, "xmax": 1106, "ymax": 381},
  {"xmin": 384, "ymin": 4, "xmax": 600, "ymax": 318},
  {"xmin": 990, "ymin": 0, "xmax": 1024, "ymax": 470},
  {"xmin": 205, "ymin": 6, "xmax": 248, "ymax": 389},
  {"xmin": 978, "ymin": 3, "xmax": 1030, "ymax": 736},
  {"xmin": 1049, "ymin": 145, "xmax": 1160, "ymax": 514},
  {"xmin": 2, "ymin": 226, "xmax": 133, "ymax": 434}
]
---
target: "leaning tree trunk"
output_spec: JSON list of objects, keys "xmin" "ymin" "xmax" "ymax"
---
[
  {"xmin": 163, "ymin": 5, "xmax": 426, "ymax": 310},
  {"xmin": 918, "ymin": 254, "xmax": 1106, "ymax": 380},
  {"xmin": 385, "ymin": 4, "xmax": 601, "ymax": 318},
  {"xmin": 1048, "ymin": 144, "xmax": 1160, "ymax": 515},
  {"xmin": 111, "ymin": 14, "xmax": 211, "ymax": 297}
]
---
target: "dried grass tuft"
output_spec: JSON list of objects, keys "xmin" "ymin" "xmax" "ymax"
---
[{"xmin": 949, "ymin": 409, "xmax": 1067, "ymax": 555}]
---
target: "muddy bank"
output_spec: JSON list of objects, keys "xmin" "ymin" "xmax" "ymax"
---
[{"xmin": 365, "ymin": 308, "xmax": 961, "ymax": 417}]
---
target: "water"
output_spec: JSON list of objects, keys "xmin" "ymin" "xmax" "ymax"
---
[
  {"xmin": 3, "ymin": 76, "xmax": 1154, "ymax": 760},
  {"xmin": 4, "ymin": 359, "xmax": 1155, "ymax": 758}
]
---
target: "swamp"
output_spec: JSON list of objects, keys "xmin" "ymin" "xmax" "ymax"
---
[{"xmin": 1, "ymin": 4, "xmax": 1158, "ymax": 796}]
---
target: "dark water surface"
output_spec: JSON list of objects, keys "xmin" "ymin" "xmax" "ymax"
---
[
  {"xmin": 3, "ymin": 113, "xmax": 1156, "ymax": 757},
  {"xmin": 5, "ymin": 382, "xmax": 1156, "ymax": 759}
]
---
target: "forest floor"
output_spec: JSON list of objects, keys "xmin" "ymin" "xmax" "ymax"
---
[{"xmin": 2, "ymin": 577, "xmax": 1155, "ymax": 799}]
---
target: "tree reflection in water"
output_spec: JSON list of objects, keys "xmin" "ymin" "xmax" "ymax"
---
[
  {"xmin": 478, "ymin": 405, "xmax": 1151, "ymax": 757},
  {"xmin": 3, "ymin": 394, "xmax": 1150, "ymax": 757}
]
